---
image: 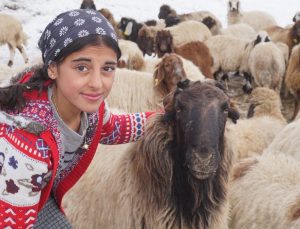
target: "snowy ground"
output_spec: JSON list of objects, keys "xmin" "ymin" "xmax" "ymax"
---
[{"xmin": 0, "ymin": 0, "xmax": 299, "ymax": 68}]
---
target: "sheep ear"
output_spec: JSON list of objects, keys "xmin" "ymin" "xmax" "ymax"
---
[
  {"xmin": 124, "ymin": 21, "xmax": 133, "ymax": 36},
  {"xmin": 231, "ymin": 157, "xmax": 258, "ymax": 181},
  {"xmin": 253, "ymin": 35, "xmax": 262, "ymax": 46},
  {"xmin": 265, "ymin": 36, "xmax": 271, "ymax": 42},
  {"xmin": 228, "ymin": 106, "xmax": 240, "ymax": 124},
  {"xmin": 293, "ymin": 16, "xmax": 296, "ymax": 22},
  {"xmin": 247, "ymin": 103, "xmax": 256, "ymax": 118}
]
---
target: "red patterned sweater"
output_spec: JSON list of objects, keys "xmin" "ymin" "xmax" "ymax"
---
[{"xmin": 0, "ymin": 75, "xmax": 154, "ymax": 228}]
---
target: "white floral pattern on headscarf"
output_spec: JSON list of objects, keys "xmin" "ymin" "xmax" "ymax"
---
[{"xmin": 38, "ymin": 9, "xmax": 118, "ymax": 66}]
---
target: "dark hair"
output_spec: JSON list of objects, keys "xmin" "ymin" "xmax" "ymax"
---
[{"xmin": 0, "ymin": 34, "xmax": 121, "ymax": 112}]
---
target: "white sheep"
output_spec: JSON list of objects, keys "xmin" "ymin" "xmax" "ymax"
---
[
  {"xmin": 226, "ymin": 87, "xmax": 286, "ymax": 162},
  {"xmin": 205, "ymin": 31, "xmax": 270, "ymax": 76},
  {"xmin": 220, "ymin": 23, "xmax": 257, "ymax": 40},
  {"xmin": 0, "ymin": 13, "xmax": 29, "ymax": 66},
  {"xmin": 229, "ymin": 153, "xmax": 300, "ymax": 229},
  {"xmin": 165, "ymin": 20, "xmax": 212, "ymax": 47},
  {"xmin": 248, "ymin": 41, "xmax": 287, "ymax": 93},
  {"xmin": 264, "ymin": 116, "xmax": 300, "ymax": 161},
  {"xmin": 227, "ymin": 0, "xmax": 277, "ymax": 31},
  {"xmin": 107, "ymin": 68, "xmax": 159, "ymax": 112},
  {"xmin": 204, "ymin": 35, "xmax": 249, "ymax": 75},
  {"xmin": 118, "ymin": 39, "xmax": 144, "ymax": 71}
]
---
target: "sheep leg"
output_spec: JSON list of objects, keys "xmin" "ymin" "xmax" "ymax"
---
[
  {"xmin": 7, "ymin": 43, "xmax": 15, "ymax": 67},
  {"xmin": 17, "ymin": 45, "xmax": 29, "ymax": 64}
]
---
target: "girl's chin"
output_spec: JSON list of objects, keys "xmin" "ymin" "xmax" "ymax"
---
[{"xmin": 80, "ymin": 101, "xmax": 104, "ymax": 113}]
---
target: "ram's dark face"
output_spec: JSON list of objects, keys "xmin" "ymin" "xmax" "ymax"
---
[{"xmin": 164, "ymin": 80, "xmax": 239, "ymax": 180}]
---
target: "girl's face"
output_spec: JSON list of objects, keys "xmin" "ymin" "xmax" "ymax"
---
[{"xmin": 48, "ymin": 44, "xmax": 117, "ymax": 117}]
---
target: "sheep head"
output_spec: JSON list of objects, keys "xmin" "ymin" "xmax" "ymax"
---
[
  {"xmin": 163, "ymin": 79, "xmax": 239, "ymax": 180},
  {"xmin": 293, "ymin": 11, "xmax": 300, "ymax": 22},
  {"xmin": 154, "ymin": 53, "xmax": 187, "ymax": 97},
  {"xmin": 202, "ymin": 16, "xmax": 217, "ymax": 29},
  {"xmin": 291, "ymin": 21, "xmax": 300, "ymax": 44},
  {"xmin": 158, "ymin": 4, "xmax": 177, "ymax": 19},
  {"xmin": 136, "ymin": 26, "xmax": 156, "ymax": 56},
  {"xmin": 118, "ymin": 17, "xmax": 142, "ymax": 39},
  {"xmin": 228, "ymin": 0, "xmax": 240, "ymax": 13},
  {"xmin": 253, "ymin": 31, "xmax": 271, "ymax": 46},
  {"xmin": 155, "ymin": 30, "xmax": 174, "ymax": 58},
  {"xmin": 246, "ymin": 87, "xmax": 282, "ymax": 119}
]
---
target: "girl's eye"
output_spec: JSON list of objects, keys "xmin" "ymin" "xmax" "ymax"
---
[
  {"xmin": 77, "ymin": 65, "xmax": 88, "ymax": 72},
  {"xmin": 103, "ymin": 66, "xmax": 115, "ymax": 72}
]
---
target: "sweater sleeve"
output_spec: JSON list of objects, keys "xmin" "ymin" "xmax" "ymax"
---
[
  {"xmin": 100, "ymin": 103, "xmax": 155, "ymax": 144},
  {"xmin": 0, "ymin": 124, "xmax": 52, "ymax": 228}
]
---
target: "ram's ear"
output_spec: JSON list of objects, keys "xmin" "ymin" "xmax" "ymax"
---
[{"xmin": 177, "ymin": 79, "xmax": 190, "ymax": 91}]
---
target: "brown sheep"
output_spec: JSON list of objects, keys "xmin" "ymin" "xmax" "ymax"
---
[
  {"xmin": 265, "ymin": 20, "xmax": 300, "ymax": 54},
  {"xmin": 155, "ymin": 30, "xmax": 174, "ymax": 57},
  {"xmin": 98, "ymin": 8, "xmax": 123, "ymax": 39},
  {"xmin": 155, "ymin": 31, "xmax": 213, "ymax": 78},
  {"xmin": 153, "ymin": 53, "xmax": 187, "ymax": 97},
  {"xmin": 63, "ymin": 80, "xmax": 240, "ymax": 228},
  {"xmin": 285, "ymin": 44, "xmax": 300, "ymax": 120},
  {"xmin": 175, "ymin": 42, "xmax": 214, "ymax": 79}
]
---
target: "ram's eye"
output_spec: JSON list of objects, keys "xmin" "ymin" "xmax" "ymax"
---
[
  {"xmin": 221, "ymin": 102, "xmax": 229, "ymax": 113},
  {"xmin": 176, "ymin": 107, "xmax": 181, "ymax": 113}
]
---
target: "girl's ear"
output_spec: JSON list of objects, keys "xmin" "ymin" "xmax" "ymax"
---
[{"xmin": 47, "ymin": 63, "xmax": 58, "ymax": 80}]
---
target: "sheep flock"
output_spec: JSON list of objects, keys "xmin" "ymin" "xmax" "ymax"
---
[{"xmin": 1, "ymin": 0, "xmax": 300, "ymax": 228}]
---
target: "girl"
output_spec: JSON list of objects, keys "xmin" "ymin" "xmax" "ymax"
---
[{"xmin": 0, "ymin": 9, "xmax": 154, "ymax": 228}]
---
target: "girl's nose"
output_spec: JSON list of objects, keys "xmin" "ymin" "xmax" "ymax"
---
[{"xmin": 88, "ymin": 71, "xmax": 103, "ymax": 88}]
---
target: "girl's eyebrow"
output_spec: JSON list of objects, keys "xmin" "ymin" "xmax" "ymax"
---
[{"xmin": 72, "ymin": 58, "xmax": 117, "ymax": 65}]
